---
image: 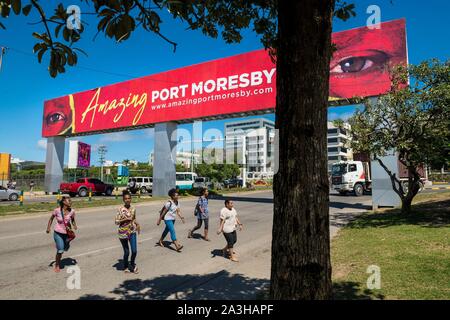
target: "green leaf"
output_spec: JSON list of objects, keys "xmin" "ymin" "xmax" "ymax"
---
[
  {"xmin": 22, "ymin": 4, "xmax": 32, "ymax": 16},
  {"xmin": 63, "ymin": 27, "xmax": 70, "ymax": 42},
  {"xmin": 1, "ymin": 4, "xmax": 11, "ymax": 18},
  {"xmin": 55, "ymin": 24, "xmax": 63, "ymax": 38},
  {"xmin": 12, "ymin": 0, "xmax": 21, "ymax": 15},
  {"xmin": 37, "ymin": 47, "xmax": 47, "ymax": 63}
]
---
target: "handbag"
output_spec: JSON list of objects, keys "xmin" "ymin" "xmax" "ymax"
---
[{"xmin": 61, "ymin": 209, "xmax": 76, "ymax": 242}]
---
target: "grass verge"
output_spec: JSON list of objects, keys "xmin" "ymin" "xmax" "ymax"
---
[{"xmin": 332, "ymin": 191, "xmax": 450, "ymax": 300}]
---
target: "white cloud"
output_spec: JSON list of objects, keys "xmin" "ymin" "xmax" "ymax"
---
[
  {"xmin": 37, "ymin": 139, "xmax": 47, "ymax": 150},
  {"xmin": 143, "ymin": 128, "xmax": 154, "ymax": 139},
  {"xmin": 99, "ymin": 132, "xmax": 134, "ymax": 143}
]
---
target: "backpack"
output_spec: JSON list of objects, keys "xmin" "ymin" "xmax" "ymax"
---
[{"xmin": 159, "ymin": 200, "xmax": 173, "ymax": 219}]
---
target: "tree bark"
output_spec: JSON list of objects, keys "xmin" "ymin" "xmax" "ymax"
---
[{"xmin": 270, "ymin": 0, "xmax": 335, "ymax": 299}]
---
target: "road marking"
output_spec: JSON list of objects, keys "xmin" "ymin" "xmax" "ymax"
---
[
  {"xmin": 0, "ymin": 231, "xmax": 45, "ymax": 241},
  {"xmin": 69, "ymin": 237, "xmax": 153, "ymax": 258}
]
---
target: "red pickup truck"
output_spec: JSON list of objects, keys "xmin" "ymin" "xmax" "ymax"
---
[{"xmin": 60, "ymin": 178, "xmax": 114, "ymax": 197}]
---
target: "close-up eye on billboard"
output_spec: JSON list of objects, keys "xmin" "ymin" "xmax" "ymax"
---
[{"xmin": 41, "ymin": 19, "xmax": 406, "ymax": 138}]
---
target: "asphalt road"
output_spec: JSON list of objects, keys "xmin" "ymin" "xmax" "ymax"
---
[{"xmin": 0, "ymin": 191, "xmax": 375, "ymax": 299}]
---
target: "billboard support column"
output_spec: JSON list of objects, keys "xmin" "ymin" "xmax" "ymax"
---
[
  {"xmin": 153, "ymin": 122, "xmax": 177, "ymax": 197},
  {"xmin": 44, "ymin": 137, "xmax": 66, "ymax": 194}
]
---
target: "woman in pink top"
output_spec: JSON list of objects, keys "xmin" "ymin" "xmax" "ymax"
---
[{"xmin": 46, "ymin": 196, "xmax": 77, "ymax": 272}]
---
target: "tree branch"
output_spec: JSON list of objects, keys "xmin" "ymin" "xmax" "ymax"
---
[
  {"xmin": 30, "ymin": 0, "xmax": 54, "ymax": 49},
  {"xmin": 375, "ymin": 156, "xmax": 405, "ymax": 200}
]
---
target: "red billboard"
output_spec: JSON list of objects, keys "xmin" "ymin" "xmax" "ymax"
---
[{"xmin": 42, "ymin": 19, "xmax": 406, "ymax": 138}]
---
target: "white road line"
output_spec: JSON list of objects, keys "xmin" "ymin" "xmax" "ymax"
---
[
  {"xmin": 69, "ymin": 237, "xmax": 153, "ymax": 258},
  {"xmin": 0, "ymin": 231, "xmax": 45, "ymax": 241}
]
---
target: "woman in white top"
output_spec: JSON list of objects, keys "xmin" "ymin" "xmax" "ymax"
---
[
  {"xmin": 157, "ymin": 188, "xmax": 185, "ymax": 252},
  {"xmin": 217, "ymin": 199, "xmax": 243, "ymax": 262}
]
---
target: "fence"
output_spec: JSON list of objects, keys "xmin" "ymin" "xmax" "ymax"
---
[{"xmin": 0, "ymin": 173, "xmax": 116, "ymax": 190}]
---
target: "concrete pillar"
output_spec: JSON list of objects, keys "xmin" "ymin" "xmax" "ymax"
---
[
  {"xmin": 44, "ymin": 137, "xmax": 65, "ymax": 194},
  {"xmin": 371, "ymin": 151, "xmax": 401, "ymax": 210},
  {"xmin": 153, "ymin": 122, "xmax": 177, "ymax": 197}
]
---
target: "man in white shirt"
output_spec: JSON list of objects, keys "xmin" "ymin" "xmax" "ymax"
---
[{"xmin": 217, "ymin": 199, "xmax": 243, "ymax": 262}]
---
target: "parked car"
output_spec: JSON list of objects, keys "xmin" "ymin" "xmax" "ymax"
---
[
  {"xmin": 60, "ymin": 178, "xmax": 114, "ymax": 197},
  {"xmin": 193, "ymin": 177, "xmax": 214, "ymax": 190},
  {"xmin": 223, "ymin": 178, "xmax": 243, "ymax": 188},
  {"xmin": 127, "ymin": 177, "xmax": 152, "ymax": 194},
  {"xmin": 0, "ymin": 186, "xmax": 20, "ymax": 201}
]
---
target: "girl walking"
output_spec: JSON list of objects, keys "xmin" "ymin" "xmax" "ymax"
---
[
  {"xmin": 188, "ymin": 188, "xmax": 210, "ymax": 241},
  {"xmin": 157, "ymin": 188, "xmax": 185, "ymax": 252},
  {"xmin": 217, "ymin": 199, "xmax": 243, "ymax": 262},
  {"xmin": 46, "ymin": 196, "xmax": 77, "ymax": 272},
  {"xmin": 115, "ymin": 190, "xmax": 141, "ymax": 274}
]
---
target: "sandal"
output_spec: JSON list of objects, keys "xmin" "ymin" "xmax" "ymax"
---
[
  {"xmin": 54, "ymin": 266, "xmax": 60, "ymax": 273},
  {"xmin": 131, "ymin": 266, "xmax": 139, "ymax": 274},
  {"xmin": 176, "ymin": 245, "xmax": 184, "ymax": 252},
  {"xmin": 230, "ymin": 257, "xmax": 239, "ymax": 262},
  {"xmin": 188, "ymin": 230, "xmax": 192, "ymax": 238}
]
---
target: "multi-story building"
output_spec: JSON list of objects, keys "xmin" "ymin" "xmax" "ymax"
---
[
  {"xmin": 225, "ymin": 118, "xmax": 275, "ymax": 173},
  {"xmin": 149, "ymin": 151, "xmax": 200, "ymax": 169},
  {"xmin": 327, "ymin": 121, "xmax": 353, "ymax": 172}
]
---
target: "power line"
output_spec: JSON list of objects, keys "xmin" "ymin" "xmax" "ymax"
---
[{"xmin": 1, "ymin": 45, "xmax": 177, "ymax": 84}]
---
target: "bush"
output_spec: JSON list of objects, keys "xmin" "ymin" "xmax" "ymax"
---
[{"xmin": 429, "ymin": 173, "xmax": 450, "ymax": 183}]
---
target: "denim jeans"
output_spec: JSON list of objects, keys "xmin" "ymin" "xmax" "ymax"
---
[
  {"xmin": 119, "ymin": 232, "xmax": 137, "ymax": 270},
  {"xmin": 54, "ymin": 231, "xmax": 70, "ymax": 254},
  {"xmin": 161, "ymin": 220, "xmax": 177, "ymax": 241}
]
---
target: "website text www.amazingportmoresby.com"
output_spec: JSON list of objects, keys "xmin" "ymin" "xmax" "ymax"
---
[{"xmin": 150, "ymin": 86, "xmax": 274, "ymax": 111}]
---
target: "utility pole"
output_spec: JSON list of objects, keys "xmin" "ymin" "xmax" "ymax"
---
[
  {"xmin": 0, "ymin": 47, "xmax": 7, "ymax": 72},
  {"xmin": 98, "ymin": 145, "xmax": 107, "ymax": 181}
]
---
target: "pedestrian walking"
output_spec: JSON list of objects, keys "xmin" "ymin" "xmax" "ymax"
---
[
  {"xmin": 157, "ymin": 188, "xmax": 185, "ymax": 252},
  {"xmin": 29, "ymin": 180, "xmax": 35, "ymax": 195},
  {"xmin": 46, "ymin": 196, "xmax": 77, "ymax": 272},
  {"xmin": 115, "ymin": 190, "xmax": 141, "ymax": 274},
  {"xmin": 217, "ymin": 199, "xmax": 243, "ymax": 262},
  {"xmin": 188, "ymin": 188, "xmax": 210, "ymax": 241}
]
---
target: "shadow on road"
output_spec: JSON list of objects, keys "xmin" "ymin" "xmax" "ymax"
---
[
  {"xmin": 78, "ymin": 271, "xmax": 269, "ymax": 300},
  {"xmin": 48, "ymin": 258, "xmax": 77, "ymax": 269},
  {"xmin": 329, "ymin": 201, "xmax": 371, "ymax": 210},
  {"xmin": 210, "ymin": 249, "xmax": 227, "ymax": 260},
  {"xmin": 210, "ymin": 195, "xmax": 273, "ymax": 204}
]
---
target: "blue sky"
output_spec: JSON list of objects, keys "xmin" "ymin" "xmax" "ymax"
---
[{"xmin": 0, "ymin": 0, "xmax": 448, "ymax": 164}]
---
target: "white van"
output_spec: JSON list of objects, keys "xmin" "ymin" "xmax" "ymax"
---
[{"xmin": 131, "ymin": 177, "xmax": 153, "ymax": 193}]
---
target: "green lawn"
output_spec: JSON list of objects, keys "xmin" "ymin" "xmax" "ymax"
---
[{"xmin": 332, "ymin": 191, "xmax": 450, "ymax": 300}]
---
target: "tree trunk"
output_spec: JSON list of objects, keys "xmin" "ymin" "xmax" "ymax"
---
[
  {"xmin": 401, "ymin": 197, "xmax": 412, "ymax": 214},
  {"xmin": 270, "ymin": 0, "xmax": 335, "ymax": 299}
]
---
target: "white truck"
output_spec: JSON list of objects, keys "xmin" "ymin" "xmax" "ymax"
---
[{"xmin": 331, "ymin": 154, "xmax": 428, "ymax": 196}]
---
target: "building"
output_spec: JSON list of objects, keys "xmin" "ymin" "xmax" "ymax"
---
[
  {"xmin": 149, "ymin": 152, "xmax": 201, "ymax": 169},
  {"xmin": 327, "ymin": 121, "xmax": 353, "ymax": 171},
  {"xmin": 225, "ymin": 118, "xmax": 275, "ymax": 173}
]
